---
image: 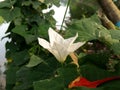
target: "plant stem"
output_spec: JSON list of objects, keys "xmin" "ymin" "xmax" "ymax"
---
[{"xmin": 60, "ymin": 0, "xmax": 71, "ymax": 30}]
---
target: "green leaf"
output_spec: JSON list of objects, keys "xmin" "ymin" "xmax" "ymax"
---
[
  {"xmin": 5, "ymin": 66, "xmax": 19, "ymax": 90},
  {"xmin": 15, "ymin": 67, "xmax": 38, "ymax": 90},
  {"xmin": 110, "ymin": 30, "xmax": 120, "ymax": 40},
  {"xmin": 33, "ymin": 76, "xmax": 64, "ymax": 90},
  {"xmin": 26, "ymin": 54, "xmax": 44, "ymax": 67},
  {"xmin": 44, "ymin": 10, "xmax": 56, "ymax": 27},
  {"xmin": 0, "ymin": 0, "xmax": 16, "ymax": 8},
  {"xmin": 32, "ymin": 2, "xmax": 41, "ymax": 10},
  {"xmin": 80, "ymin": 53, "xmax": 109, "ymax": 69},
  {"xmin": 89, "ymin": 14, "xmax": 102, "ymax": 24},
  {"xmin": 22, "ymin": 0, "xmax": 45, "ymax": 10},
  {"xmin": 12, "ymin": 25, "xmax": 36, "ymax": 44},
  {"xmin": 67, "ymin": 17, "xmax": 106, "ymax": 41},
  {"xmin": 70, "ymin": 0, "xmax": 100, "ymax": 19},
  {"xmin": 15, "ymin": 64, "xmax": 55, "ymax": 90},
  {"xmin": 111, "ymin": 42, "xmax": 120, "ymax": 54},
  {"xmin": 12, "ymin": 50, "xmax": 29, "ymax": 66},
  {"xmin": 6, "ymin": 66, "xmax": 19, "ymax": 84},
  {"xmin": 100, "ymin": 79, "xmax": 120, "ymax": 89},
  {"xmin": 0, "ymin": 7, "xmax": 21, "ymax": 22},
  {"xmin": 14, "ymin": 18, "xmax": 22, "ymax": 25},
  {"xmin": 67, "ymin": 16, "xmax": 119, "ymax": 45},
  {"xmin": 38, "ymin": 20, "xmax": 50, "ymax": 38},
  {"xmin": 22, "ymin": 1, "xmax": 31, "ymax": 6},
  {"xmin": 75, "ymin": 87, "xmax": 104, "ymax": 90},
  {"xmin": 57, "ymin": 65, "xmax": 79, "ymax": 86},
  {"xmin": 5, "ymin": 42, "xmax": 19, "ymax": 58},
  {"xmin": 0, "ymin": 16, "xmax": 4, "ymax": 24},
  {"xmin": 80, "ymin": 63, "xmax": 119, "ymax": 81},
  {"xmin": 44, "ymin": 0, "xmax": 60, "ymax": 6}
]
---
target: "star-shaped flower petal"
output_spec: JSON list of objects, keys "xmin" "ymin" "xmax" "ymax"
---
[{"xmin": 38, "ymin": 28, "xmax": 85, "ymax": 63}]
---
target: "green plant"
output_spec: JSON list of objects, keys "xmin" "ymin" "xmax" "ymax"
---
[{"xmin": 0, "ymin": 0, "xmax": 120, "ymax": 90}]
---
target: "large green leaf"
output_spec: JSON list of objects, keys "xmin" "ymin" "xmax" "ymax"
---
[
  {"xmin": 15, "ymin": 67, "xmax": 38, "ymax": 90},
  {"xmin": 67, "ymin": 17, "xmax": 107, "ymax": 41},
  {"xmin": 0, "ymin": 7, "xmax": 21, "ymax": 22},
  {"xmin": 33, "ymin": 76, "xmax": 64, "ymax": 90},
  {"xmin": 57, "ymin": 65, "xmax": 80, "ymax": 87},
  {"xmin": 99, "ymin": 80, "xmax": 120, "ymax": 89},
  {"xmin": 80, "ymin": 63, "xmax": 120, "ymax": 81},
  {"xmin": 14, "ymin": 56, "xmax": 59, "ymax": 90},
  {"xmin": 110, "ymin": 30, "xmax": 120, "ymax": 40},
  {"xmin": 26, "ymin": 54, "xmax": 44, "ymax": 67},
  {"xmin": 79, "ymin": 53, "xmax": 110, "ymax": 69},
  {"xmin": 15, "ymin": 65, "xmax": 55, "ymax": 90},
  {"xmin": 12, "ymin": 50, "xmax": 29, "ymax": 66},
  {"xmin": 107, "ymin": 30, "xmax": 120, "ymax": 54},
  {"xmin": 67, "ymin": 16, "xmax": 119, "ymax": 45},
  {"xmin": 12, "ymin": 25, "xmax": 36, "ymax": 44},
  {"xmin": 5, "ymin": 66, "xmax": 19, "ymax": 84},
  {"xmin": 33, "ymin": 65, "xmax": 79, "ymax": 90},
  {"xmin": 5, "ymin": 66, "xmax": 19, "ymax": 90},
  {"xmin": 0, "ymin": 0, "xmax": 16, "ymax": 8}
]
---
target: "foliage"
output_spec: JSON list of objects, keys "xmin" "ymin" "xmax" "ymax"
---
[
  {"xmin": 0, "ymin": 0, "xmax": 120, "ymax": 90},
  {"xmin": 0, "ymin": 16, "xmax": 4, "ymax": 24},
  {"xmin": 70, "ymin": 0, "xmax": 100, "ymax": 19},
  {"xmin": 0, "ymin": 0, "xmax": 59, "ymax": 90}
]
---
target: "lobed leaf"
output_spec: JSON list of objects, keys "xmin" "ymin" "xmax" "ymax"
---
[
  {"xmin": 0, "ymin": 7, "xmax": 21, "ymax": 22},
  {"xmin": 12, "ymin": 25, "xmax": 36, "ymax": 44},
  {"xmin": 26, "ymin": 54, "xmax": 44, "ymax": 67},
  {"xmin": 33, "ymin": 76, "xmax": 64, "ymax": 90}
]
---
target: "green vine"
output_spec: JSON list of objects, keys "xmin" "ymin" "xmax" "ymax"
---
[{"xmin": 60, "ymin": 0, "xmax": 71, "ymax": 30}]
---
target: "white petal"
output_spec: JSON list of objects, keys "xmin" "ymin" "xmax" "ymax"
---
[
  {"xmin": 48, "ymin": 28, "xmax": 64, "ymax": 46},
  {"xmin": 64, "ymin": 33, "xmax": 78, "ymax": 46},
  {"xmin": 51, "ymin": 42, "xmax": 69, "ymax": 63},
  {"xmin": 68, "ymin": 42, "xmax": 85, "ymax": 52},
  {"xmin": 38, "ymin": 38, "xmax": 50, "ymax": 49}
]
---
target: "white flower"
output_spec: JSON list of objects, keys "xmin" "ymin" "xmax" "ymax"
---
[{"xmin": 38, "ymin": 28, "xmax": 85, "ymax": 63}]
